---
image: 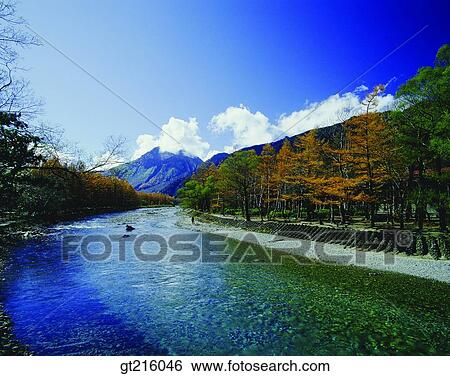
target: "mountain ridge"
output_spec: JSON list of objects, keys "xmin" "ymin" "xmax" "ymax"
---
[
  {"xmin": 108, "ymin": 122, "xmax": 343, "ymax": 195},
  {"xmin": 107, "ymin": 147, "xmax": 202, "ymax": 196},
  {"xmin": 205, "ymin": 122, "xmax": 343, "ymax": 165}
]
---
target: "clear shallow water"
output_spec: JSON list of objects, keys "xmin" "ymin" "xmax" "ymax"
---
[{"xmin": 1, "ymin": 208, "xmax": 449, "ymax": 355}]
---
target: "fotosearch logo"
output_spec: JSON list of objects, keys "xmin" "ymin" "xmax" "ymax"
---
[
  {"xmin": 61, "ymin": 229, "xmax": 410, "ymax": 266},
  {"xmin": 61, "ymin": 232, "xmax": 315, "ymax": 265}
]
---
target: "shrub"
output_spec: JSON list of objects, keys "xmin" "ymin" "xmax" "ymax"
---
[
  {"xmin": 418, "ymin": 236, "xmax": 429, "ymax": 256},
  {"xmin": 429, "ymin": 238, "xmax": 442, "ymax": 260},
  {"xmin": 439, "ymin": 236, "xmax": 450, "ymax": 259}
]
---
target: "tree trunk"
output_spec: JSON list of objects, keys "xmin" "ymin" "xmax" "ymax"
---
[
  {"xmin": 417, "ymin": 162, "xmax": 425, "ymax": 231},
  {"xmin": 399, "ymin": 185, "xmax": 405, "ymax": 230},
  {"xmin": 244, "ymin": 195, "xmax": 251, "ymax": 222},
  {"xmin": 436, "ymin": 158, "xmax": 447, "ymax": 232},
  {"xmin": 370, "ymin": 203, "xmax": 375, "ymax": 227},
  {"xmin": 399, "ymin": 207, "xmax": 405, "ymax": 229},
  {"xmin": 405, "ymin": 203, "xmax": 412, "ymax": 222},
  {"xmin": 339, "ymin": 202, "xmax": 346, "ymax": 225}
]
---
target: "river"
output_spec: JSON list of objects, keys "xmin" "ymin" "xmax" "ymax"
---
[{"xmin": 1, "ymin": 207, "xmax": 449, "ymax": 355}]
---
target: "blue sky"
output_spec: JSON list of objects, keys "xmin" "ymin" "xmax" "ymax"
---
[{"xmin": 19, "ymin": 0, "xmax": 450, "ymax": 160}]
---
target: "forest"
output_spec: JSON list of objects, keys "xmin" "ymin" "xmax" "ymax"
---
[
  {"xmin": 178, "ymin": 44, "xmax": 450, "ymax": 233},
  {"xmin": 0, "ymin": 116, "xmax": 174, "ymax": 219}
]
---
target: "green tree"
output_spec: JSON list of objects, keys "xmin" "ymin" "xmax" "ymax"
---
[
  {"xmin": 177, "ymin": 174, "xmax": 216, "ymax": 212},
  {"xmin": 218, "ymin": 151, "xmax": 259, "ymax": 221},
  {"xmin": 0, "ymin": 112, "xmax": 42, "ymax": 208},
  {"xmin": 393, "ymin": 44, "xmax": 450, "ymax": 231}
]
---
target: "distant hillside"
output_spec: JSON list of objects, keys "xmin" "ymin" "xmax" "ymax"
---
[
  {"xmin": 207, "ymin": 152, "xmax": 229, "ymax": 166},
  {"xmin": 107, "ymin": 147, "xmax": 202, "ymax": 196},
  {"xmin": 108, "ymin": 123, "xmax": 343, "ymax": 195},
  {"xmin": 206, "ymin": 122, "xmax": 343, "ymax": 165}
]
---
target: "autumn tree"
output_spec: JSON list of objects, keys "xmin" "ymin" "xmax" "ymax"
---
[
  {"xmin": 258, "ymin": 143, "xmax": 276, "ymax": 219},
  {"xmin": 343, "ymin": 85, "xmax": 391, "ymax": 226},
  {"xmin": 272, "ymin": 139, "xmax": 294, "ymax": 217},
  {"xmin": 288, "ymin": 130, "xmax": 329, "ymax": 220},
  {"xmin": 321, "ymin": 124, "xmax": 357, "ymax": 224},
  {"xmin": 138, "ymin": 192, "xmax": 173, "ymax": 206}
]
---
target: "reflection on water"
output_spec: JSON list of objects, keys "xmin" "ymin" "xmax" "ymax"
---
[{"xmin": 1, "ymin": 208, "xmax": 449, "ymax": 355}]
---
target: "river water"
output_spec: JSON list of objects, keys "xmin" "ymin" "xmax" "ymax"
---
[{"xmin": 1, "ymin": 207, "xmax": 449, "ymax": 355}]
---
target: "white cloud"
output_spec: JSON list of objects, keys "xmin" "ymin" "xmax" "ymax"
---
[
  {"xmin": 276, "ymin": 91, "xmax": 397, "ymax": 137},
  {"xmin": 209, "ymin": 92, "xmax": 397, "ymax": 148},
  {"xmin": 204, "ymin": 145, "xmax": 236, "ymax": 161},
  {"xmin": 354, "ymin": 84, "xmax": 369, "ymax": 93},
  {"xmin": 132, "ymin": 90, "xmax": 397, "ymax": 162},
  {"xmin": 375, "ymin": 93, "xmax": 396, "ymax": 112},
  {"xmin": 204, "ymin": 149, "xmax": 222, "ymax": 161},
  {"xmin": 132, "ymin": 117, "xmax": 210, "ymax": 160},
  {"xmin": 276, "ymin": 92, "xmax": 364, "ymax": 136},
  {"xmin": 209, "ymin": 105, "xmax": 275, "ymax": 149},
  {"xmin": 133, "ymin": 134, "xmax": 159, "ymax": 159}
]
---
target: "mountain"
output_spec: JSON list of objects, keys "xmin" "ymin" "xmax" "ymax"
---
[
  {"xmin": 206, "ymin": 122, "xmax": 343, "ymax": 165},
  {"xmin": 207, "ymin": 152, "xmax": 229, "ymax": 166},
  {"xmin": 108, "ymin": 147, "xmax": 202, "ymax": 196},
  {"xmin": 108, "ymin": 123, "xmax": 343, "ymax": 196}
]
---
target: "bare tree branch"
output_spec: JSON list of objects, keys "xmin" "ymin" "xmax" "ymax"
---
[
  {"xmin": 84, "ymin": 135, "xmax": 127, "ymax": 172},
  {"xmin": 0, "ymin": 0, "xmax": 42, "ymax": 117}
]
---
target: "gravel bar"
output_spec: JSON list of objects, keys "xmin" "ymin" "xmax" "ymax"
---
[{"xmin": 176, "ymin": 210, "xmax": 450, "ymax": 283}]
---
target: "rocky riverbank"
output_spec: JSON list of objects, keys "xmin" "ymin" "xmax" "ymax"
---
[
  {"xmin": 0, "ymin": 221, "xmax": 42, "ymax": 355},
  {"xmin": 0, "ymin": 303, "xmax": 31, "ymax": 355},
  {"xmin": 176, "ymin": 211, "xmax": 450, "ymax": 283}
]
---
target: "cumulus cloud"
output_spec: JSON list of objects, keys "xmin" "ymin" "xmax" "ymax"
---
[
  {"xmin": 204, "ymin": 145, "xmax": 236, "ymax": 161},
  {"xmin": 133, "ymin": 134, "xmax": 159, "ymax": 159},
  {"xmin": 354, "ymin": 84, "xmax": 369, "ymax": 93},
  {"xmin": 276, "ymin": 92, "xmax": 364, "ymax": 136},
  {"xmin": 209, "ymin": 91, "xmax": 397, "ymax": 151},
  {"xmin": 209, "ymin": 105, "xmax": 275, "ymax": 149},
  {"xmin": 277, "ymin": 91, "xmax": 397, "ymax": 137},
  {"xmin": 132, "ymin": 117, "xmax": 210, "ymax": 160},
  {"xmin": 132, "ymin": 89, "xmax": 397, "ymax": 161},
  {"xmin": 375, "ymin": 93, "xmax": 396, "ymax": 112}
]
